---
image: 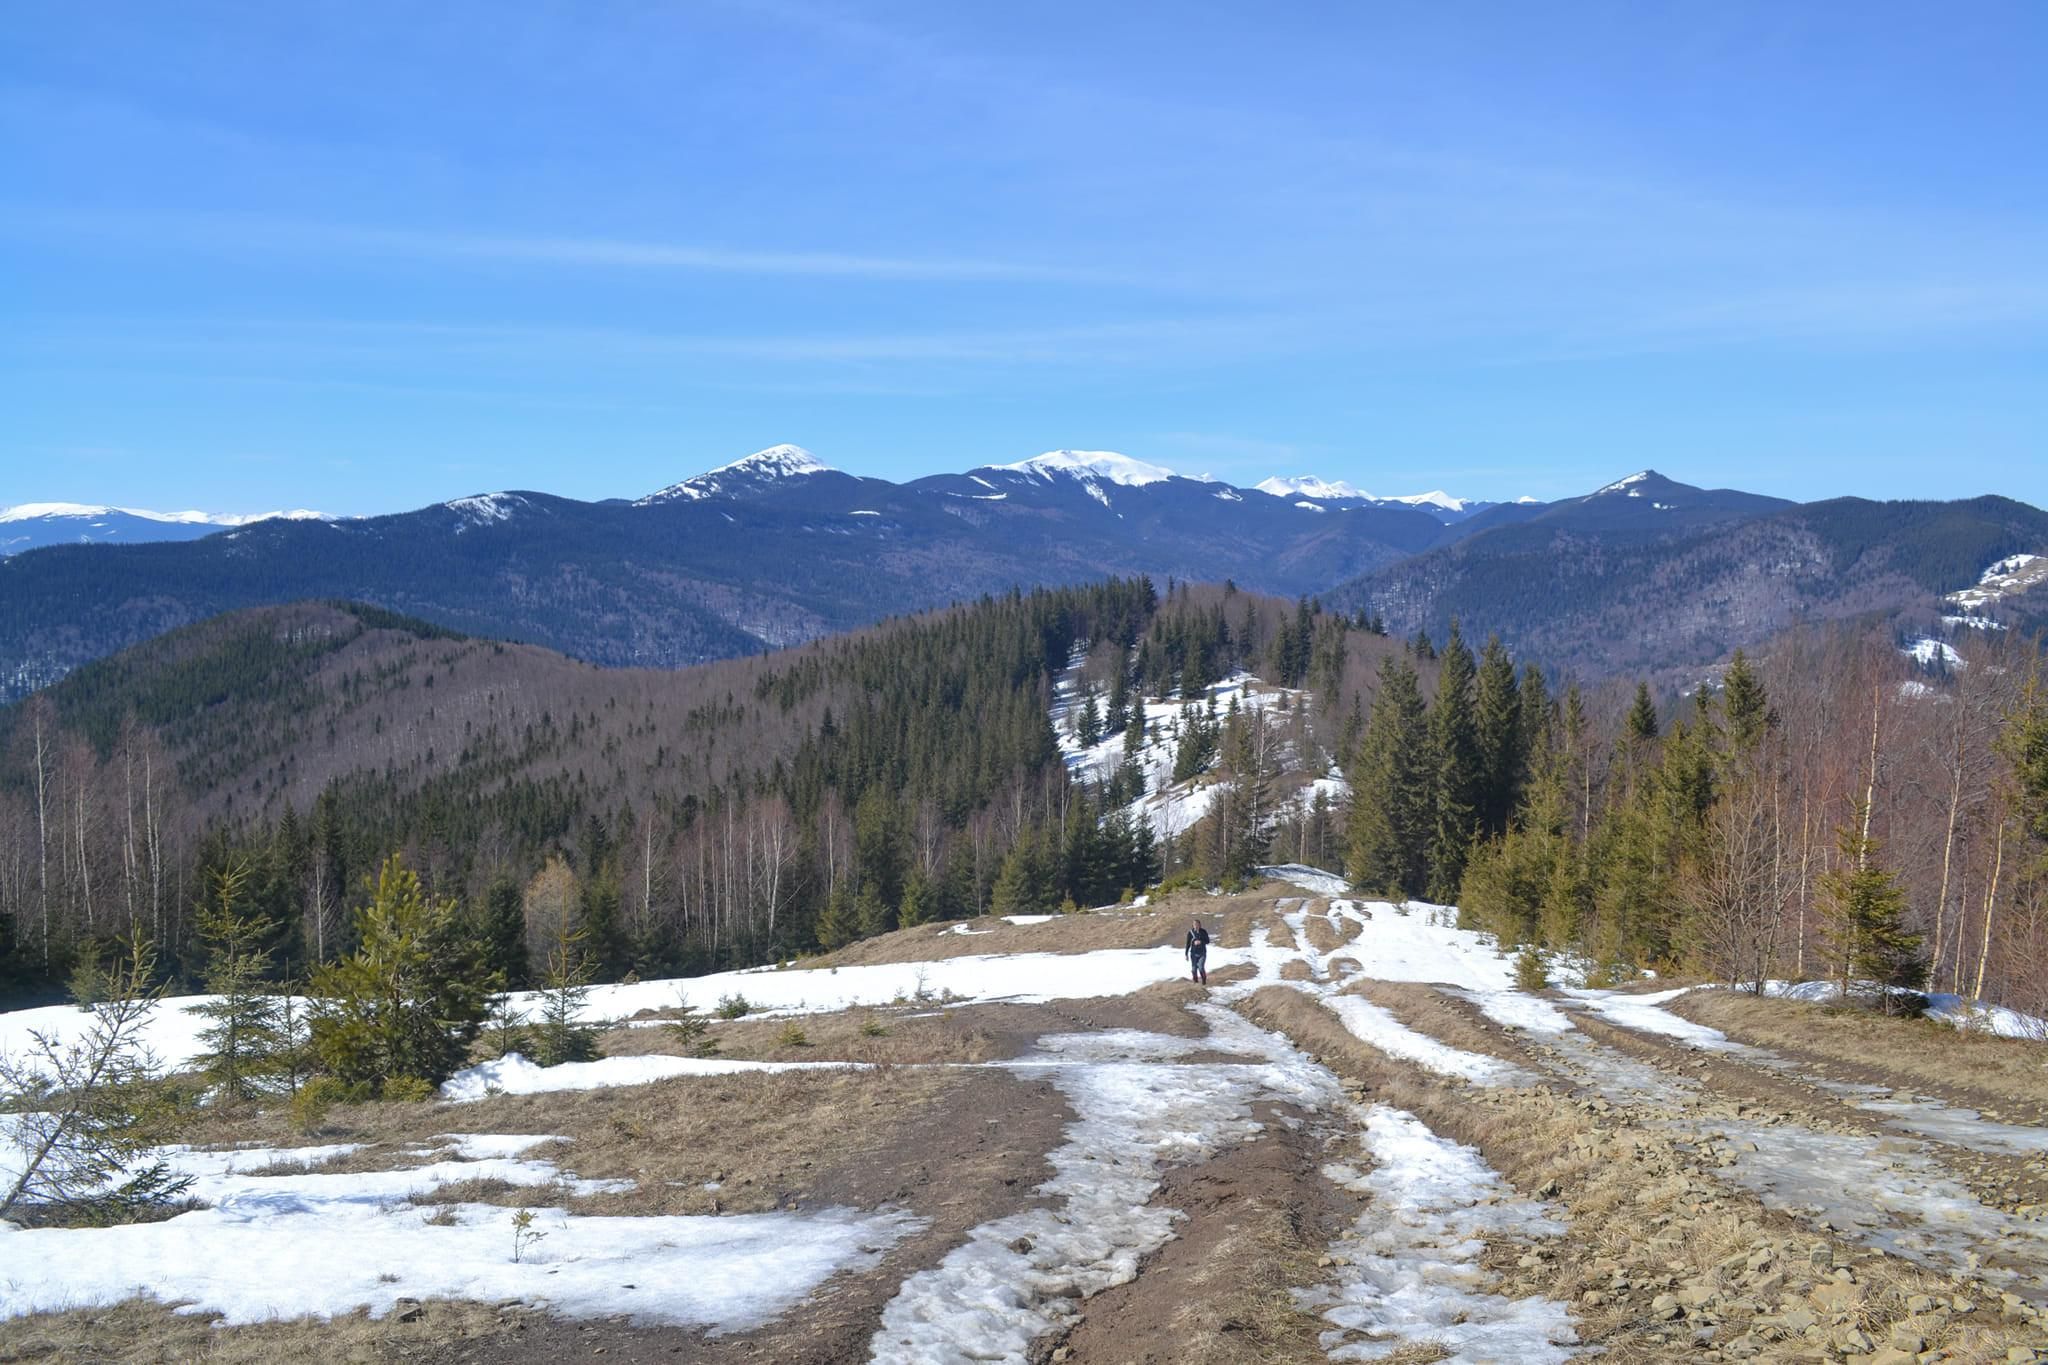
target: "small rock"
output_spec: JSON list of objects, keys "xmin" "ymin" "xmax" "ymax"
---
[
  {"xmin": 393, "ymin": 1298, "xmax": 424, "ymax": 1324},
  {"xmin": 1651, "ymin": 1293, "xmax": 1684, "ymax": 1322},
  {"xmin": 1010, "ymin": 1237, "xmax": 1034, "ymax": 1255}
]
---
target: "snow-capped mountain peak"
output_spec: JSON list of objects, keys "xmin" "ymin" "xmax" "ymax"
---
[
  {"xmin": 1253, "ymin": 477, "xmax": 1476, "ymax": 515},
  {"xmin": 0, "ymin": 503, "xmax": 325, "ymax": 526},
  {"xmin": 992, "ymin": 450, "xmax": 1190, "ymax": 488},
  {"xmin": 637, "ymin": 444, "xmax": 836, "ymax": 504},
  {"xmin": 1255, "ymin": 475, "xmax": 1365, "ymax": 500},
  {"xmin": 1381, "ymin": 489, "xmax": 1468, "ymax": 513},
  {"xmin": 1593, "ymin": 471, "xmax": 1656, "ymax": 497}
]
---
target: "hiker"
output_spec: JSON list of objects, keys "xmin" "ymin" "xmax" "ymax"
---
[{"xmin": 1185, "ymin": 917, "xmax": 1210, "ymax": 985}]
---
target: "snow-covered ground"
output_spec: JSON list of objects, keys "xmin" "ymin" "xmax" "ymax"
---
[
  {"xmin": 872, "ymin": 1006, "xmax": 1343, "ymax": 1362},
  {"xmin": 1322, "ymin": 995, "xmax": 1533, "ymax": 1086},
  {"xmin": 1756, "ymin": 978, "xmax": 2048, "ymax": 1040},
  {"xmin": 0, "ymin": 946, "xmax": 1211, "ymax": 1076},
  {"xmin": 1050, "ymin": 660, "xmax": 1350, "ymax": 844},
  {"xmin": 0, "ymin": 1126, "xmax": 921, "ymax": 1328},
  {"xmin": 1302, "ymin": 1104, "xmax": 1576, "ymax": 1363},
  {"xmin": 441, "ymin": 1051, "xmax": 869, "ymax": 1101}
]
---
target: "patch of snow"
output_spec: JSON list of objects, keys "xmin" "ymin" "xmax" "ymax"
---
[
  {"xmin": 1001, "ymin": 915, "xmax": 1059, "ymax": 926},
  {"xmin": 1946, "ymin": 552, "xmax": 2047, "ymax": 612},
  {"xmin": 849, "ymin": 509, "xmax": 881, "ymax": 517},
  {"xmin": 1323, "ymin": 995, "xmax": 1532, "ymax": 1085},
  {"xmin": 1212, "ymin": 488, "xmax": 1242, "ymax": 502},
  {"xmin": 1260, "ymin": 864, "xmax": 1351, "ymax": 898},
  {"xmin": 0, "ymin": 1190, "xmax": 917, "ymax": 1329},
  {"xmin": 1301, "ymin": 1103, "xmax": 1577, "ymax": 1362},
  {"xmin": 444, "ymin": 493, "xmax": 527, "ymax": 528},
  {"xmin": 1560, "ymin": 987, "xmax": 1727, "ymax": 1046},
  {"xmin": 1902, "ymin": 637, "xmax": 1964, "ymax": 669},
  {"xmin": 1593, "ymin": 471, "xmax": 1651, "ymax": 496},
  {"xmin": 439, "ymin": 1051, "xmax": 866, "ymax": 1101},
  {"xmin": 1941, "ymin": 613, "xmax": 2005, "ymax": 631},
  {"xmin": 1451, "ymin": 988, "xmax": 1577, "ymax": 1036},
  {"xmin": 870, "ymin": 1008, "xmax": 1340, "ymax": 1362},
  {"xmin": 1295, "ymin": 500, "xmax": 1326, "ymax": 512}
]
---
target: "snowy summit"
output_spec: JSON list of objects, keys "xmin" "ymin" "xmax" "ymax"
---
[
  {"xmin": 1255, "ymin": 475, "xmax": 1365, "ymax": 501},
  {"xmin": 637, "ymin": 444, "xmax": 837, "ymax": 504},
  {"xmin": 1254, "ymin": 477, "xmax": 1470, "ymax": 513},
  {"xmin": 990, "ymin": 450, "xmax": 1191, "ymax": 488}
]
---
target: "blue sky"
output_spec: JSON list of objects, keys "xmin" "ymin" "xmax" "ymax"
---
[{"xmin": 4, "ymin": 1, "xmax": 2045, "ymax": 515}]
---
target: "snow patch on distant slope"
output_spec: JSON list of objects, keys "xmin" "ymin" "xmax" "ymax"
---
[
  {"xmin": 444, "ymin": 493, "xmax": 528, "ymax": 528},
  {"xmin": 1592, "ymin": 471, "xmax": 1653, "ymax": 496}
]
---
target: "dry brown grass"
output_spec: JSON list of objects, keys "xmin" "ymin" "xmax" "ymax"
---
[
  {"xmin": 0, "ymin": 1298, "xmax": 519, "ymax": 1363},
  {"xmin": 599, "ymin": 1004, "xmax": 1002, "ymax": 1066},
  {"xmin": 167, "ymin": 1066, "xmax": 977, "ymax": 1218},
  {"xmin": 1671, "ymin": 990, "xmax": 2048, "ymax": 1118}
]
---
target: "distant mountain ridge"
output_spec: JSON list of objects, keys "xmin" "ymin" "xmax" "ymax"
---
[
  {"xmin": 2, "ymin": 452, "xmax": 2043, "ymax": 699},
  {"xmin": 0, "ymin": 503, "xmax": 327, "ymax": 556}
]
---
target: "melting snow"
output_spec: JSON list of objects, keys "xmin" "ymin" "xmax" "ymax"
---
[
  {"xmin": 1301, "ymin": 1104, "xmax": 1577, "ymax": 1362},
  {"xmin": 870, "ymin": 1007, "xmax": 1341, "ymax": 1363},
  {"xmin": 1323, "ymin": 995, "xmax": 1532, "ymax": 1086},
  {"xmin": 439, "ymin": 1051, "xmax": 868, "ymax": 1101}
]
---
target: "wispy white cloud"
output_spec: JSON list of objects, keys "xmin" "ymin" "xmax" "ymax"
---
[{"xmin": 13, "ymin": 210, "xmax": 1134, "ymax": 285}]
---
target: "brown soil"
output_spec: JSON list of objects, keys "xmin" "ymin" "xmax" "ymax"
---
[{"xmin": 1052, "ymin": 1103, "xmax": 1362, "ymax": 1365}]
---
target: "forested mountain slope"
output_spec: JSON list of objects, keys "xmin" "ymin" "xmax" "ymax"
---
[
  {"xmin": 1338, "ymin": 488, "xmax": 2048, "ymax": 678},
  {"xmin": 0, "ymin": 584, "xmax": 1392, "ymax": 1002}
]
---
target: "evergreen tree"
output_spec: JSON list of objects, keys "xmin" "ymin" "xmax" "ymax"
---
[
  {"xmin": 531, "ymin": 916, "xmax": 598, "ymax": 1066},
  {"xmin": 1472, "ymin": 635, "xmax": 1524, "ymax": 839},
  {"xmin": 815, "ymin": 882, "xmax": 859, "ymax": 949},
  {"xmin": 1346, "ymin": 656, "xmax": 1432, "ymax": 896},
  {"xmin": 1819, "ymin": 806, "xmax": 1925, "ymax": 1007},
  {"xmin": 473, "ymin": 872, "xmax": 529, "ymax": 989},
  {"xmin": 992, "ymin": 827, "xmax": 1057, "ymax": 916},
  {"xmin": 1721, "ymin": 650, "xmax": 1773, "ymax": 750},
  {"xmin": 309, "ymin": 855, "xmax": 490, "ymax": 1093},
  {"xmin": 186, "ymin": 860, "xmax": 285, "ymax": 1103},
  {"xmin": 0, "ymin": 934, "xmax": 191, "ymax": 1225},
  {"xmin": 1427, "ymin": 625, "xmax": 1481, "ymax": 901},
  {"xmin": 1624, "ymin": 682, "xmax": 1661, "ymax": 744}
]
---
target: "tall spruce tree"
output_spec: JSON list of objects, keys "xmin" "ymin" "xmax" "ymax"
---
[
  {"xmin": 1346, "ymin": 656, "xmax": 1432, "ymax": 896},
  {"xmin": 1427, "ymin": 625, "xmax": 1481, "ymax": 901},
  {"xmin": 1473, "ymin": 636, "xmax": 1524, "ymax": 839},
  {"xmin": 1721, "ymin": 650, "xmax": 1773, "ymax": 750}
]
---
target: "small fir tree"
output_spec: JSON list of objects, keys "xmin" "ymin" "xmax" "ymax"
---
[{"xmin": 185, "ymin": 860, "xmax": 286, "ymax": 1104}]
